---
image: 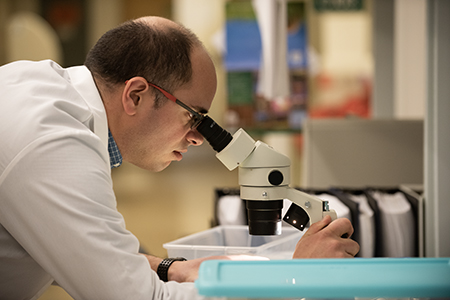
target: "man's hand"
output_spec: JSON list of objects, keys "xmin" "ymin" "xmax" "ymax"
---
[{"xmin": 292, "ymin": 215, "xmax": 360, "ymax": 258}]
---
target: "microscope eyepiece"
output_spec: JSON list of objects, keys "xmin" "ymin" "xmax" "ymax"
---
[{"xmin": 196, "ymin": 115, "xmax": 233, "ymax": 153}]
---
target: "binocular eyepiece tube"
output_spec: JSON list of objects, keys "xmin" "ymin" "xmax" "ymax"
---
[{"xmin": 196, "ymin": 115, "xmax": 233, "ymax": 153}]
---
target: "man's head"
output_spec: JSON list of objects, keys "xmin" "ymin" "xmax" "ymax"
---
[{"xmin": 85, "ymin": 16, "xmax": 217, "ymax": 171}]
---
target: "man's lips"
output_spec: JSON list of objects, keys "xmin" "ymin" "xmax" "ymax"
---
[{"xmin": 173, "ymin": 150, "xmax": 187, "ymax": 161}]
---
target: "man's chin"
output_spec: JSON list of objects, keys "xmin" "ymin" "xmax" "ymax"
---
[
  {"xmin": 153, "ymin": 161, "xmax": 172, "ymax": 172},
  {"xmin": 128, "ymin": 159, "xmax": 172, "ymax": 173}
]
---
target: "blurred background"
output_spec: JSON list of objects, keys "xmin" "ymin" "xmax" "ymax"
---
[{"xmin": 0, "ymin": 0, "xmax": 448, "ymax": 298}]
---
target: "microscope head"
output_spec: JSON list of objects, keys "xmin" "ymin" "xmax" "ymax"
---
[
  {"xmin": 196, "ymin": 117, "xmax": 289, "ymax": 235},
  {"xmin": 196, "ymin": 115, "xmax": 336, "ymax": 236}
]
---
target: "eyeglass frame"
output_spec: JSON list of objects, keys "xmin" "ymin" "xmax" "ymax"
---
[
  {"xmin": 146, "ymin": 82, "xmax": 205, "ymax": 129},
  {"xmin": 124, "ymin": 79, "xmax": 205, "ymax": 129}
]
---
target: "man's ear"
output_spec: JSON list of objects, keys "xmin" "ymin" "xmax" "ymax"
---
[{"xmin": 122, "ymin": 77, "xmax": 149, "ymax": 116}]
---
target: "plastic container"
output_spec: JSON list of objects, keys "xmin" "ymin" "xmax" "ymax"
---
[
  {"xmin": 163, "ymin": 225, "xmax": 303, "ymax": 260},
  {"xmin": 196, "ymin": 258, "xmax": 450, "ymax": 299}
]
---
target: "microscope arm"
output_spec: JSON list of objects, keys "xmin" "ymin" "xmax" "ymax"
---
[{"xmin": 283, "ymin": 187, "xmax": 337, "ymax": 231}]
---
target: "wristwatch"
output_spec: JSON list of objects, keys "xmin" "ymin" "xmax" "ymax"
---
[{"xmin": 157, "ymin": 257, "xmax": 187, "ymax": 282}]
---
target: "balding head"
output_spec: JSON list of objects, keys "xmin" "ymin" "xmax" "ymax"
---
[
  {"xmin": 135, "ymin": 16, "xmax": 178, "ymax": 28},
  {"xmin": 85, "ymin": 16, "xmax": 203, "ymax": 106}
]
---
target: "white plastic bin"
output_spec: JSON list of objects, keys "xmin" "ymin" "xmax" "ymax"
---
[{"xmin": 163, "ymin": 225, "xmax": 303, "ymax": 260}]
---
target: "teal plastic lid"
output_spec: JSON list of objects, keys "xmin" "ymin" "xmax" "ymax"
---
[{"xmin": 196, "ymin": 258, "xmax": 450, "ymax": 298}]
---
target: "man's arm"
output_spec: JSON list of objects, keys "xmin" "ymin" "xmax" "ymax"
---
[{"xmin": 0, "ymin": 131, "xmax": 202, "ymax": 299}]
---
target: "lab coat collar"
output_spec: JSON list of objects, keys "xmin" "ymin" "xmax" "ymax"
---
[{"xmin": 66, "ymin": 66, "xmax": 109, "ymax": 149}]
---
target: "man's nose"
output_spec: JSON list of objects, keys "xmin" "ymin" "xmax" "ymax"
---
[{"xmin": 187, "ymin": 129, "xmax": 204, "ymax": 146}]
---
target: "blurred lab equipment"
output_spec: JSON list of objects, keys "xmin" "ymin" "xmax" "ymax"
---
[
  {"xmin": 213, "ymin": 185, "xmax": 423, "ymax": 259},
  {"xmin": 6, "ymin": 11, "xmax": 62, "ymax": 63}
]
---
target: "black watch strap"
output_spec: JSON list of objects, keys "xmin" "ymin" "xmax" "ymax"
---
[{"xmin": 157, "ymin": 257, "xmax": 187, "ymax": 282}]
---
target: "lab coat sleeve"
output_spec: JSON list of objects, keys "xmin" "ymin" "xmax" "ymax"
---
[{"xmin": 0, "ymin": 129, "xmax": 203, "ymax": 300}]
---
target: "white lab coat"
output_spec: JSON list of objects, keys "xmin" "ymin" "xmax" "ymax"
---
[{"xmin": 0, "ymin": 60, "xmax": 201, "ymax": 300}]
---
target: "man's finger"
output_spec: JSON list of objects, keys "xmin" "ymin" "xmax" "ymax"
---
[
  {"xmin": 327, "ymin": 217, "xmax": 354, "ymax": 239},
  {"xmin": 306, "ymin": 214, "xmax": 333, "ymax": 235},
  {"xmin": 345, "ymin": 239, "xmax": 360, "ymax": 257}
]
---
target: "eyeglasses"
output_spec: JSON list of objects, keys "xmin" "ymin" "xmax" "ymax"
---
[{"xmin": 146, "ymin": 82, "xmax": 205, "ymax": 129}]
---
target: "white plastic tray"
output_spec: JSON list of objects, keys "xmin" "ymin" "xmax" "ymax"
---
[{"xmin": 163, "ymin": 225, "xmax": 303, "ymax": 260}]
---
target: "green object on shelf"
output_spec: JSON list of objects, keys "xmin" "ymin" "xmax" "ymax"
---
[{"xmin": 227, "ymin": 72, "xmax": 254, "ymax": 106}]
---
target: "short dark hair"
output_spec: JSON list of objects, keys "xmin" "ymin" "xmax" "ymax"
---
[{"xmin": 85, "ymin": 19, "xmax": 201, "ymax": 106}]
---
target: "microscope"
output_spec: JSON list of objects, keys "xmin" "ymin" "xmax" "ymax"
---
[{"xmin": 196, "ymin": 116, "xmax": 337, "ymax": 235}]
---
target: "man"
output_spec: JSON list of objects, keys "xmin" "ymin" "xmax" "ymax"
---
[{"xmin": 0, "ymin": 16, "xmax": 359, "ymax": 299}]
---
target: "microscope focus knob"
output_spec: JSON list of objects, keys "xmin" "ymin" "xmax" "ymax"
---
[{"xmin": 268, "ymin": 170, "xmax": 284, "ymax": 186}]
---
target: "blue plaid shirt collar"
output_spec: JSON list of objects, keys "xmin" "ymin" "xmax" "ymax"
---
[{"xmin": 108, "ymin": 130, "xmax": 122, "ymax": 169}]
